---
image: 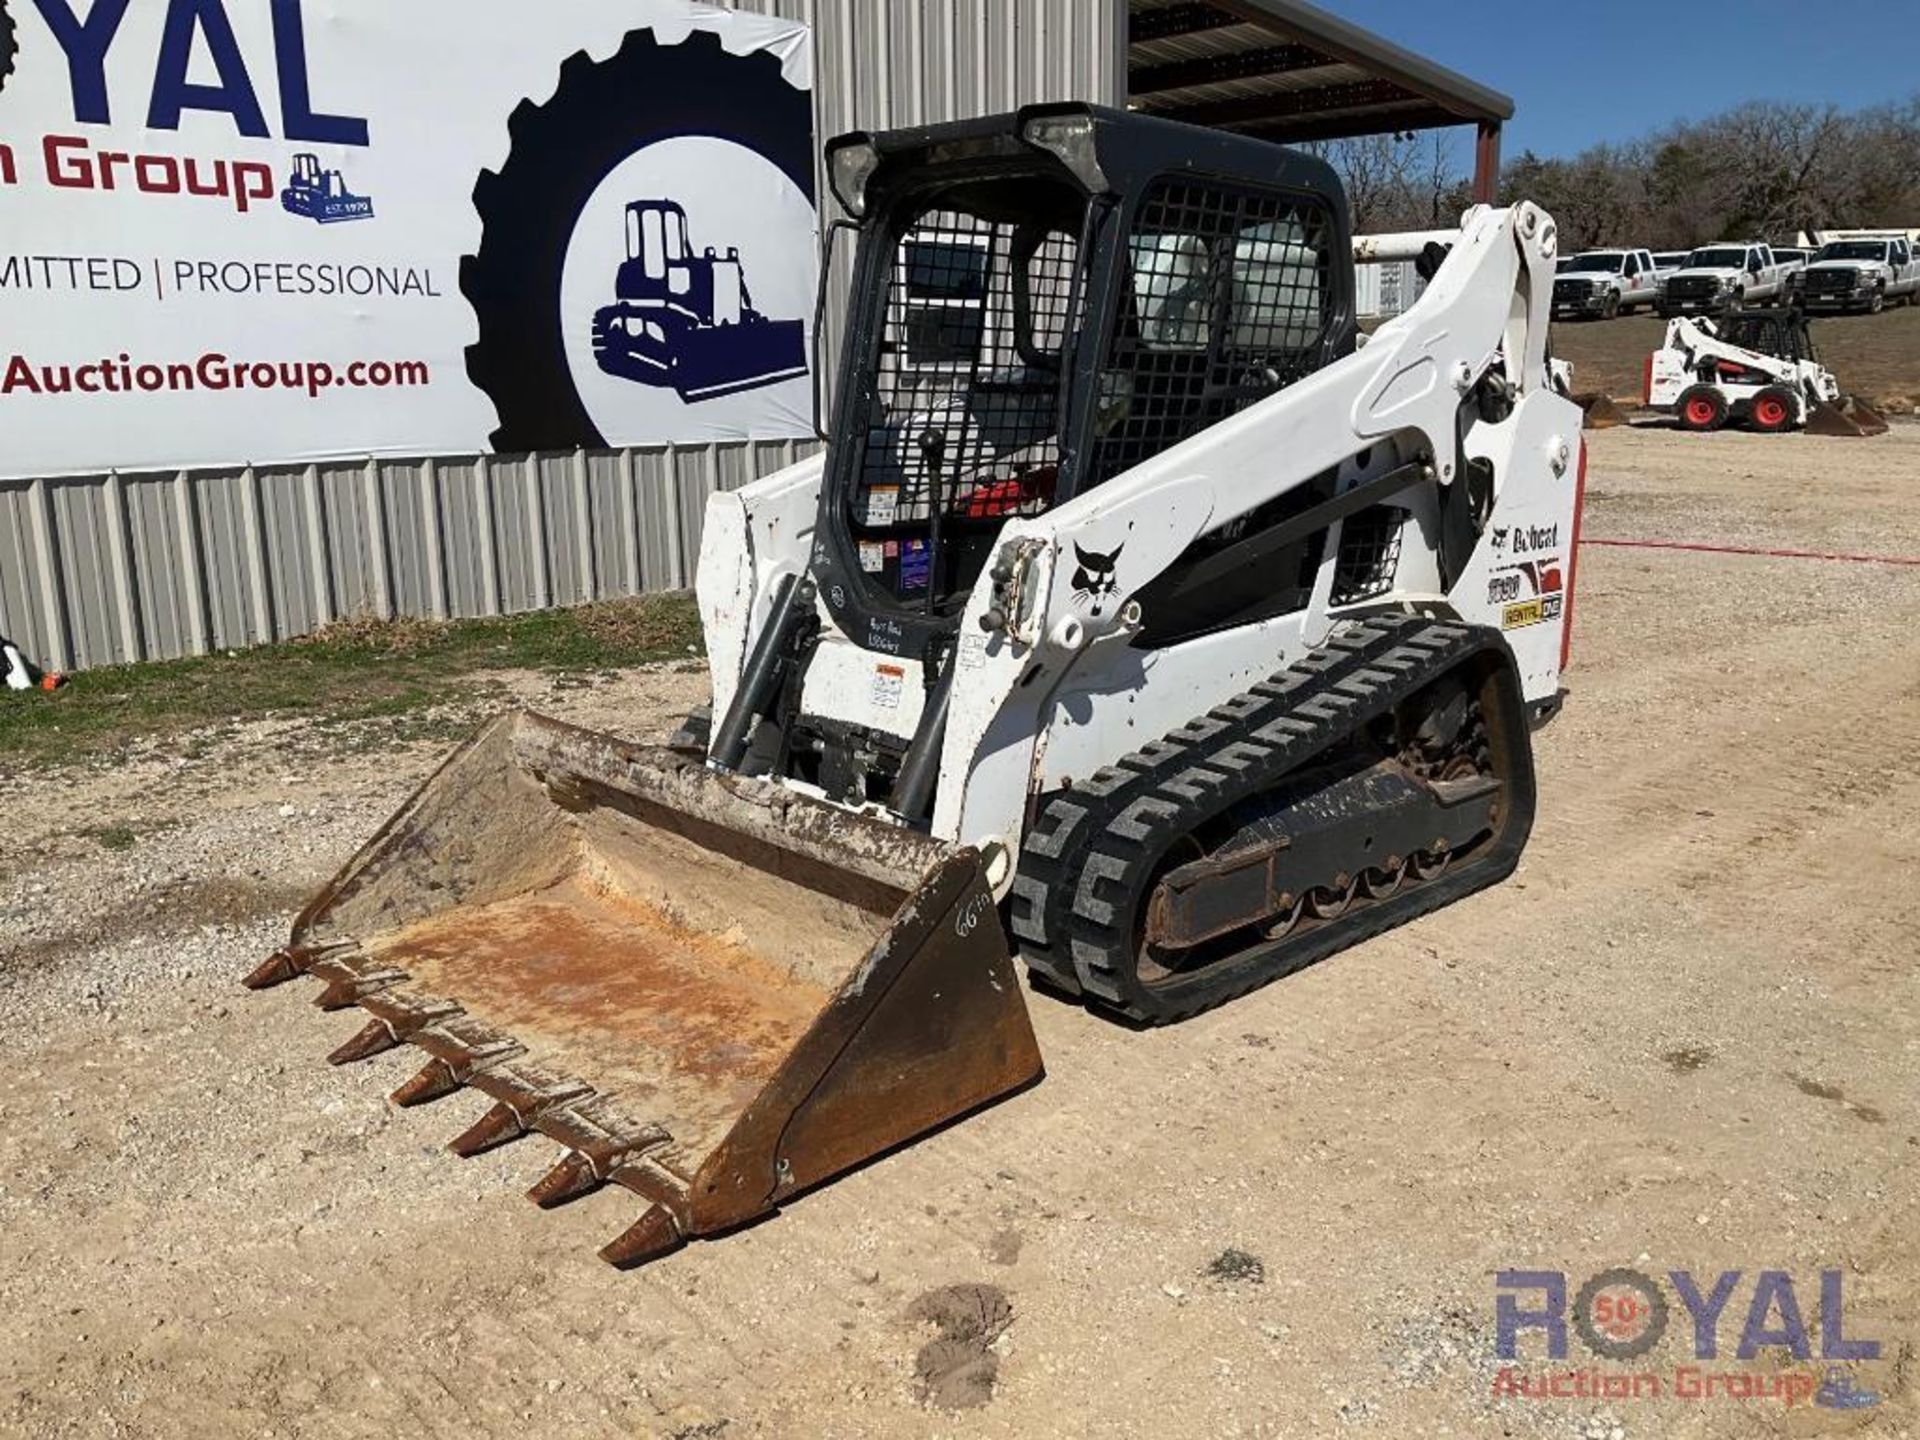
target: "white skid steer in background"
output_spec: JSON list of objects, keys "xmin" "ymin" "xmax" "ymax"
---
[
  {"xmin": 252, "ymin": 105, "xmax": 1586, "ymax": 1270},
  {"xmin": 1646, "ymin": 310, "xmax": 1885, "ymax": 436}
]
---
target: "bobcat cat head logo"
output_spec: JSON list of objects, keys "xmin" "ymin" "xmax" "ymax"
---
[{"xmin": 1070, "ymin": 542, "xmax": 1123, "ymax": 615}]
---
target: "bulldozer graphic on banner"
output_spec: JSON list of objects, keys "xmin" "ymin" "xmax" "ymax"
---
[
  {"xmin": 591, "ymin": 198, "xmax": 807, "ymax": 402},
  {"xmin": 281, "ymin": 153, "xmax": 374, "ymax": 224}
]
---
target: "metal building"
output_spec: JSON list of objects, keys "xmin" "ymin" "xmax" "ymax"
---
[{"xmin": 0, "ymin": 0, "xmax": 1511, "ymax": 674}]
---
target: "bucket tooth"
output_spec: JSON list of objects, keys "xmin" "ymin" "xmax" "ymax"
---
[
  {"xmin": 328, "ymin": 1017, "xmax": 400, "ymax": 1065},
  {"xmin": 411, "ymin": 1015, "xmax": 524, "ymax": 1068},
  {"xmin": 451, "ymin": 1067, "xmax": 595, "ymax": 1158},
  {"xmin": 243, "ymin": 950, "xmax": 303, "ymax": 990},
  {"xmin": 391, "ymin": 1058, "xmax": 464, "ymax": 1108},
  {"xmin": 523, "ymin": 1093, "xmax": 675, "ymax": 1207},
  {"xmin": 336, "ymin": 993, "xmax": 466, "ymax": 1066},
  {"xmin": 529, "ymin": 1098, "xmax": 673, "ymax": 1199},
  {"xmin": 307, "ymin": 954, "xmax": 409, "ymax": 1012},
  {"xmin": 313, "ymin": 973, "xmax": 405, "ymax": 1011},
  {"xmin": 245, "ymin": 939, "xmax": 359, "ymax": 990},
  {"xmin": 396, "ymin": 1018, "xmax": 526, "ymax": 1103},
  {"xmin": 528, "ymin": 1150, "xmax": 603, "ymax": 1209},
  {"xmin": 599, "ymin": 1204, "xmax": 686, "ymax": 1270},
  {"xmin": 448, "ymin": 1100, "xmax": 527, "ymax": 1157}
]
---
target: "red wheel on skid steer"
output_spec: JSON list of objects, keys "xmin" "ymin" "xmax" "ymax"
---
[
  {"xmin": 1749, "ymin": 387, "xmax": 1795, "ymax": 433},
  {"xmin": 1676, "ymin": 385, "xmax": 1729, "ymax": 433}
]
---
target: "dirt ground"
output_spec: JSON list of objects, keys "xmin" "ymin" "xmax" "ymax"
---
[
  {"xmin": 1552, "ymin": 304, "xmax": 1920, "ymax": 411},
  {"xmin": 3, "ymin": 424, "xmax": 1917, "ymax": 1439}
]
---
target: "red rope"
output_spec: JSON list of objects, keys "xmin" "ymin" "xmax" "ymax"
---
[{"xmin": 1581, "ymin": 537, "xmax": 1920, "ymax": 568}]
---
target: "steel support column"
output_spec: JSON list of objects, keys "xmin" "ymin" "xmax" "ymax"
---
[{"xmin": 1474, "ymin": 120, "xmax": 1502, "ymax": 204}]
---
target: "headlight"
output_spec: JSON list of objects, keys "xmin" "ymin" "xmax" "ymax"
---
[
  {"xmin": 1715, "ymin": 276, "xmax": 1734, "ymax": 290},
  {"xmin": 825, "ymin": 136, "xmax": 880, "ymax": 219},
  {"xmin": 1589, "ymin": 279, "xmax": 1608, "ymax": 292},
  {"xmin": 1022, "ymin": 112, "xmax": 1109, "ymax": 193}
]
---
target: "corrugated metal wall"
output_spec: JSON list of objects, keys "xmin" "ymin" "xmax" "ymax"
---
[
  {"xmin": 0, "ymin": 444, "xmax": 815, "ymax": 670},
  {"xmin": 0, "ymin": 1, "xmax": 1122, "ymax": 673}
]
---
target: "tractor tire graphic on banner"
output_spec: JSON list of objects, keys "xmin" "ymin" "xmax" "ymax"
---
[
  {"xmin": 0, "ymin": 0, "xmax": 17, "ymax": 95},
  {"xmin": 462, "ymin": 28, "xmax": 814, "ymax": 452}
]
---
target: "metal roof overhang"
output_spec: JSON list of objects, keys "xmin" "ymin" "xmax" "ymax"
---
[{"xmin": 1127, "ymin": 0, "xmax": 1515, "ymax": 199}]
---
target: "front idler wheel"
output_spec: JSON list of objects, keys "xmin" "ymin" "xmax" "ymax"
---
[{"xmin": 1135, "ymin": 835, "xmax": 1210, "ymax": 986}]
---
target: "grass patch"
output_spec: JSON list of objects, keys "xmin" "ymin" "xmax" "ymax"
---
[
  {"xmin": 0, "ymin": 594, "xmax": 702, "ymax": 772},
  {"xmin": 92, "ymin": 825, "xmax": 138, "ymax": 852}
]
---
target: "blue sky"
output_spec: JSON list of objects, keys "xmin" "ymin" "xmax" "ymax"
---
[{"xmin": 1339, "ymin": 0, "xmax": 1920, "ymax": 157}]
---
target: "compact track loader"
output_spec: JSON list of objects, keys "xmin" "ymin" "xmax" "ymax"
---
[{"xmin": 251, "ymin": 106, "xmax": 1585, "ymax": 1269}]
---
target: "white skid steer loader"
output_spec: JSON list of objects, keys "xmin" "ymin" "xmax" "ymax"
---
[
  {"xmin": 251, "ymin": 106, "xmax": 1586, "ymax": 1269},
  {"xmin": 1646, "ymin": 310, "xmax": 1885, "ymax": 436}
]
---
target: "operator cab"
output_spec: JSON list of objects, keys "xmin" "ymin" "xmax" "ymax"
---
[
  {"xmin": 816, "ymin": 105, "xmax": 1355, "ymax": 661},
  {"xmin": 1717, "ymin": 309, "xmax": 1817, "ymax": 365}
]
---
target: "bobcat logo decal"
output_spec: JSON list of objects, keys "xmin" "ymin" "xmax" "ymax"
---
[{"xmin": 1070, "ymin": 542, "xmax": 1123, "ymax": 616}]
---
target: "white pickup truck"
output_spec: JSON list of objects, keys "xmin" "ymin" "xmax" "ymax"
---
[
  {"xmin": 1790, "ymin": 236, "xmax": 1920, "ymax": 314},
  {"xmin": 1657, "ymin": 242, "xmax": 1790, "ymax": 318},
  {"xmin": 1552, "ymin": 248, "xmax": 1658, "ymax": 319}
]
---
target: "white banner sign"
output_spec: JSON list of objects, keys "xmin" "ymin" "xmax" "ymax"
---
[{"xmin": 0, "ymin": 0, "xmax": 817, "ymax": 478}]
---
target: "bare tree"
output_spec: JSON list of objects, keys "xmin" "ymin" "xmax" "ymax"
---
[
  {"xmin": 1300, "ymin": 93, "xmax": 1917, "ymax": 249},
  {"xmin": 1420, "ymin": 131, "xmax": 1458, "ymax": 227},
  {"xmin": 1502, "ymin": 95, "xmax": 1920, "ymax": 249},
  {"xmin": 1303, "ymin": 130, "xmax": 1478, "ymax": 233},
  {"xmin": 1310, "ymin": 132, "xmax": 1421, "ymax": 232}
]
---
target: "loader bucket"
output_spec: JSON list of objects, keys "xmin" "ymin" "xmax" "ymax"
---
[
  {"xmin": 1573, "ymin": 392, "xmax": 1629, "ymax": 429},
  {"xmin": 1805, "ymin": 394, "xmax": 1890, "ymax": 438},
  {"xmin": 246, "ymin": 712, "xmax": 1042, "ymax": 1269}
]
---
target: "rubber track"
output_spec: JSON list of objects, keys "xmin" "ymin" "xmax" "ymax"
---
[{"xmin": 1009, "ymin": 613, "xmax": 1531, "ymax": 1024}]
